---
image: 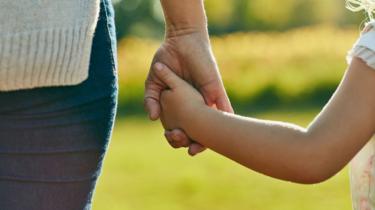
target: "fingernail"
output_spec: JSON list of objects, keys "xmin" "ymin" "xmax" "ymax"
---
[
  {"xmin": 154, "ymin": 62, "xmax": 164, "ymax": 71},
  {"xmin": 149, "ymin": 112, "xmax": 157, "ymax": 121}
]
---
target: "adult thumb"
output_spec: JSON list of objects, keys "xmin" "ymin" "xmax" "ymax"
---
[
  {"xmin": 153, "ymin": 62, "xmax": 183, "ymax": 89},
  {"xmin": 215, "ymin": 92, "xmax": 234, "ymax": 113},
  {"xmin": 201, "ymin": 84, "xmax": 234, "ymax": 114}
]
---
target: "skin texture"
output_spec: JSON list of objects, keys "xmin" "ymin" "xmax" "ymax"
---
[
  {"xmin": 155, "ymin": 56, "xmax": 375, "ymax": 184},
  {"xmin": 144, "ymin": 0, "xmax": 233, "ymax": 156}
]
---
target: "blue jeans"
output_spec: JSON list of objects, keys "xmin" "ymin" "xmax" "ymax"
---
[{"xmin": 0, "ymin": 0, "xmax": 118, "ymax": 209}]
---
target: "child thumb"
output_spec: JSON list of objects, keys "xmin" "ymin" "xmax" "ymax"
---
[{"xmin": 154, "ymin": 62, "xmax": 183, "ymax": 89}]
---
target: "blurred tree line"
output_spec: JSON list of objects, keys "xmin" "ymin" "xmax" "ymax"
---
[{"xmin": 113, "ymin": 0, "xmax": 366, "ymax": 40}]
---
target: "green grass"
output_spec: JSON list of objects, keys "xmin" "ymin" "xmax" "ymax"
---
[{"xmin": 91, "ymin": 109, "xmax": 352, "ymax": 210}]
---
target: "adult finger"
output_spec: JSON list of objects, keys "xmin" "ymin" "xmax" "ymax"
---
[
  {"xmin": 188, "ymin": 143, "xmax": 207, "ymax": 156},
  {"xmin": 166, "ymin": 130, "xmax": 207, "ymax": 156},
  {"xmin": 164, "ymin": 131, "xmax": 181, "ymax": 149},
  {"xmin": 144, "ymin": 80, "xmax": 162, "ymax": 120},
  {"xmin": 215, "ymin": 92, "xmax": 234, "ymax": 113},
  {"xmin": 166, "ymin": 129, "xmax": 192, "ymax": 148},
  {"xmin": 201, "ymin": 83, "xmax": 234, "ymax": 114}
]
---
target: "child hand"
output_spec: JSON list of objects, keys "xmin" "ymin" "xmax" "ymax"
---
[{"xmin": 154, "ymin": 62, "xmax": 206, "ymax": 132}]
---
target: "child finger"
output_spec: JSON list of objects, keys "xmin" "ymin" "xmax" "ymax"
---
[{"xmin": 153, "ymin": 62, "xmax": 184, "ymax": 89}]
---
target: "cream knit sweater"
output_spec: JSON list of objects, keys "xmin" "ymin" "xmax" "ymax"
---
[{"xmin": 0, "ymin": 0, "xmax": 100, "ymax": 91}]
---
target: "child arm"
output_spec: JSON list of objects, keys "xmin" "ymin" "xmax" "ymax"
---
[{"xmin": 157, "ymin": 57, "xmax": 375, "ymax": 184}]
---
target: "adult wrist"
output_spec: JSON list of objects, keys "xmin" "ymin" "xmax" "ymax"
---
[
  {"xmin": 160, "ymin": 0, "xmax": 208, "ymax": 37},
  {"xmin": 164, "ymin": 27, "xmax": 211, "ymax": 57},
  {"xmin": 165, "ymin": 22, "xmax": 208, "ymax": 38}
]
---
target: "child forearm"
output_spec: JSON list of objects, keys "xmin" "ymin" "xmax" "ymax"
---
[
  {"xmin": 179, "ymin": 58, "xmax": 375, "ymax": 184},
  {"xmin": 182, "ymin": 106, "xmax": 323, "ymax": 184},
  {"xmin": 155, "ymin": 51, "xmax": 375, "ymax": 183}
]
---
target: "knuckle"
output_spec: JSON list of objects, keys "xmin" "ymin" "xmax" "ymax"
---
[
  {"xmin": 171, "ymin": 131, "xmax": 180, "ymax": 140},
  {"xmin": 177, "ymin": 131, "xmax": 188, "ymax": 140},
  {"xmin": 164, "ymin": 133, "xmax": 172, "ymax": 141},
  {"xmin": 160, "ymin": 93, "xmax": 168, "ymax": 105},
  {"xmin": 169, "ymin": 141, "xmax": 181, "ymax": 149},
  {"xmin": 180, "ymin": 141, "xmax": 191, "ymax": 147},
  {"xmin": 160, "ymin": 90, "xmax": 172, "ymax": 100}
]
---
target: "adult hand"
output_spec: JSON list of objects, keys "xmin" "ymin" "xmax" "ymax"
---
[{"xmin": 144, "ymin": 29, "xmax": 233, "ymax": 156}]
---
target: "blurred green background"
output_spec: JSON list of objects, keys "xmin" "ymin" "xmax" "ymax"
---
[{"xmin": 92, "ymin": 0, "xmax": 368, "ymax": 209}]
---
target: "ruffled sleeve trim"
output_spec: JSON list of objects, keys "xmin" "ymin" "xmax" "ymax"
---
[
  {"xmin": 346, "ymin": 46, "xmax": 375, "ymax": 69},
  {"xmin": 346, "ymin": 20, "xmax": 375, "ymax": 70}
]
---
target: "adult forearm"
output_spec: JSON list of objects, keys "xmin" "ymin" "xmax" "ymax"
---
[{"xmin": 160, "ymin": 0, "xmax": 208, "ymax": 36}]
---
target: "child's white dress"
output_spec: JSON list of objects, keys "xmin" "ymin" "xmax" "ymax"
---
[{"xmin": 347, "ymin": 20, "xmax": 375, "ymax": 210}]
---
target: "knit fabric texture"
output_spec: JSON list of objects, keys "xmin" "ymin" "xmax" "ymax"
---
[{"xmin": 0, "ymin": 0, "xmax": 100, "ymax": 91}]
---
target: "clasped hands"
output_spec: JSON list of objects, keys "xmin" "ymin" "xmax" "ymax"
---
[{"xmin": 144, "ymin": 31, "xmax": 233, "ymax": 156}]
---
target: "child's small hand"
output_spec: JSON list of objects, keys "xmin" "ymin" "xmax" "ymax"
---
[{"xmin": 154, "ymin": 62, "xmax": 206, "ymax": 131}]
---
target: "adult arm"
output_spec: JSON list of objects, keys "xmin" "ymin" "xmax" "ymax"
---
[{"xmin": 144, "ymin": 0, "xmax": 233, "ymax": 155}]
